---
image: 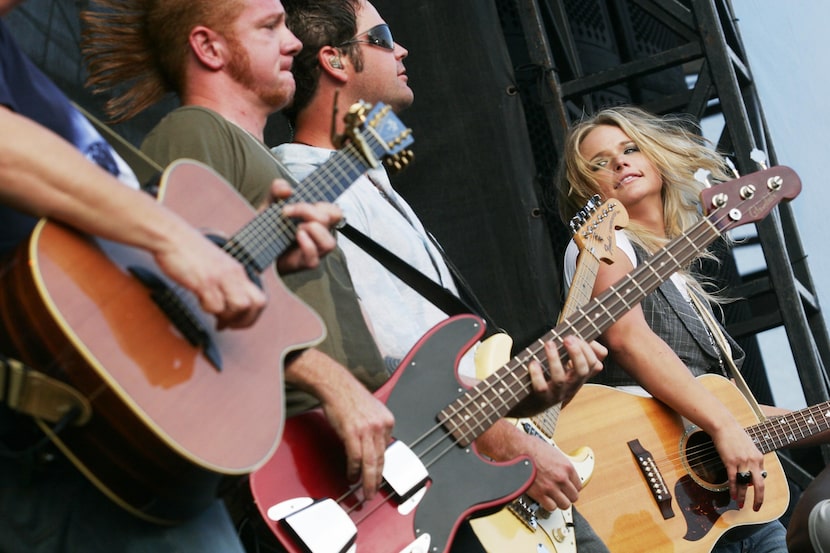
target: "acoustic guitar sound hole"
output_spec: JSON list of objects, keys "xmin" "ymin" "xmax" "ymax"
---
[{"xmin": 683, "ymin": 430, "xmax": 728, "ymax": 491}]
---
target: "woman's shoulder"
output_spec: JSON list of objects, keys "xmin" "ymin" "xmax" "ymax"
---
[{"xmin": 614, "ymin": 229, "xmax": 637, "ymax": 266}]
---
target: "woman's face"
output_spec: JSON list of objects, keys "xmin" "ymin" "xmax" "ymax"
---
[{"xmin": 578, "ymin": 124, "xmax": 663, "ymax": 213}]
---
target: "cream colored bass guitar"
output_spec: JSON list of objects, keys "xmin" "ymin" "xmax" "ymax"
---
[{"xmin": 471, "ymin": 196, "xmax": 628, "ymax": 552}]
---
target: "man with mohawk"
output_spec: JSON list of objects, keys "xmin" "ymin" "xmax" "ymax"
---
[
  {"xmin": 82, "ymin": 0, "xmax": 398, "ymax": 504},
  {"xmin": 0, "ymin": 0, "xmax": 343, "ymax": 551}
]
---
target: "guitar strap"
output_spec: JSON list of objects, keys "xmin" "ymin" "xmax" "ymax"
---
[
  {"xmin": 0, "ymin": 354, "xmax": 91, "ymax": 426},
  {"xmin": 424, "ymin": 229, "xmax": 506, "ymax": 335},
  {"xmin": 338, "ymin": 223, "xmax": 504, "ymax": 337},
  {"xmin": 689, "ymin": 291, "xmax": 767, "ymax": 421}
]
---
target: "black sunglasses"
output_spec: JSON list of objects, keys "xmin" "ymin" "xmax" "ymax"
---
[{"xmin": 338, "ymin": 24, "xmax": 395, "ymax": 51}]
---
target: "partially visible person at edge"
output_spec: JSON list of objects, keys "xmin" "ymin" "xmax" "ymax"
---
[
  {"xmin": 0, "ymin": 0, "xmax": 341, "ymax": 550},
  {"xmin": 556, "ymin": 105, "xmax": 830, "ymax": 553},
  {"xmin": 787, "ymin": 463, "xmax": 830, "ymax": 553},
  {"xmin": 79, "ymin": 0, "xmax": 600, "ymax": 531},
  {"xmin": 274, "ymin": 0, "xmax": 609, "ymax": 551}
]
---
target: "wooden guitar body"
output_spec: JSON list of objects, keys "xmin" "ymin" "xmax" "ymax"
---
[
  {"xmin": 0, "ymin": 161, "xmax": 324, "ymax": 523},
  {"xmin": 469, "ymin": 332, "xmax": 593, "ymax": 553},
  {"xmin": 554, "ymin": 374, "xmax": 789, "ymax": 552},
  {"xmin": 0, "ymin": 101, "xmax": 415, "ymax": 523}
]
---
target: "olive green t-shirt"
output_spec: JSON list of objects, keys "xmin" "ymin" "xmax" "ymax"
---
[
  {"xmin": 142, "ymin": 106, "xmax": 278, "ymax": 207},
  {"xmin": 141, "ymin": 106, "xmax": 388, "ymax": 414}
]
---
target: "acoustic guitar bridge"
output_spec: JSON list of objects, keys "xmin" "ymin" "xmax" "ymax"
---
[{"xmin": 628, "ymin": 438, "xmax": 675, "ymax": 520}]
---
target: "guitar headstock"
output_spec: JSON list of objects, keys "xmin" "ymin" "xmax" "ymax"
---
[
  {"xmin": 700, "ymin": 165, "xmax": 801, "ymax": 232},
  {"xmin": 342, "ymin": 101, "xmax": 414, "ymax": 174},
  {"xmin": 569, "ymin": 194, "xmax": 630, "ymax": 264}
]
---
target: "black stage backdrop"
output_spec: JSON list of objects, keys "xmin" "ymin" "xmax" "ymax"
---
[
  {"xmin": 368, "ymin": 0, "xmax": 563, "ymax": 348},
  {"xmin": 6, "ymin": 0, "xmax": 563, "ymax": 350}
]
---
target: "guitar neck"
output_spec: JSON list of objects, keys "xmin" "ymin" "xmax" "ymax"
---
[
  {"xmin": 749, "ymin": 401, "xmax": 830, "ymax": 453},
  {"xmin": 528, "ymin": 251, "xmax": 601, "ymax": 436},
  {"xmin": 227, "ymin": 139, "xmax": 374, "ymax": 273},
  {"xmin": 220, "ymin": 102, "xmax": 412, "ymax": 274},
  {"xmin": 560, "ymin": 251, "xmax": 601, "ymax": 323}
]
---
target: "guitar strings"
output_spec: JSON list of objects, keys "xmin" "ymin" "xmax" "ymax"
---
[
  {"xmin": 431, "ymin": 174, "xmax": 795, "ymax": 441},
  {"xmin": 440, "ymin": 212, "xmax": 725, "ymax": 447},
  {"xmin": 238, "ymin": 124, "xmax": 399, "ymax": 267},
  {"xmin": 420, "ymin": 190, "xmax": 777, "ymax": 488},
  {"xmin": 155, "ymin": 134, "xmax": 380, "ymax": 334},
  {"xmin": 646, "ymin": 400, "xmax": 830, "ymax": 488},
  {"xmin": 224, "ymin": 108, "xmax": 403, "ymax": 268},
  {"xmin": 416, "ymin": 217, "xmax": 726, "ymax": 474},
  {"xmin": 224, "ymin": 138, "xmax": 369, "ymax": 269},
  {"xmin": 138, "ymin": 138, "xmax": 369, "ymax": 328}
]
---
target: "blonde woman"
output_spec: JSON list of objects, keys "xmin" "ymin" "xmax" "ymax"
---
[{"xmin": 555, "ymin": 105, "xmax": 808, "ymax": 552}]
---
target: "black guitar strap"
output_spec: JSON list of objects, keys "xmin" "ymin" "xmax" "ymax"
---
[{"xmin": 338, "ymin": 223, "xmax": 503, "ymax": 337}]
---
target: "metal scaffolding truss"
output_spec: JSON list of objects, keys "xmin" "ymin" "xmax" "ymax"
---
[{"xmin": 504, "ymin": 0, "xmax": 830, "ymax": 479}]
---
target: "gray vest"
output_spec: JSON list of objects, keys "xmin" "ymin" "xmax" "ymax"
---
[{"xmin": 592, "ymin": 245, "xmax": 744, "ymax": 387}]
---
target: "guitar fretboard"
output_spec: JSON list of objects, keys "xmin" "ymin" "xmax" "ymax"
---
[
  {"xmin": 749, "ymin": 401, "xmax": 830, "ymax": 453},
  {"xmin": 228, "ymin": 132, "xmax": 385, "ymax": 272},
  {"xmin": 528, "ymin": 199, "xmax": 624, "ymax": 438},
  {"xmin": 527, "ymin": 253, "xmax": 598, "ymax": 437},
  {"xmin": 219, "ymin": 103, "xmax": 411, "ymax": 273}
]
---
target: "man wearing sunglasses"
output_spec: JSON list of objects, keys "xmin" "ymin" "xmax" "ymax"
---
[{"xmin": 276, "ymin": 0, "xmax": 609, "ymax": 552}]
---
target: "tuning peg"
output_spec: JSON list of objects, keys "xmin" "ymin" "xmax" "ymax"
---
[
  {"xmin": 694, "ymin": 168, "xmax": 712, "ymax": 188},
  {"xmin": 750, "ymin": 148, "xmax": 768, "ymax": 170},
  {"xmin": 585, "ymin": 194, "xmax": 601, "ymax": 213},
  {"xmin": 724, "ymin": 157, "xmax": 740, "ymax": 179},
  {"xmin": 384, "ymin": 150, "xmax": 415, "ymax": 174},
  {"xmin": 569, "ymin": 214, "xmax": 584, "ymax": 234}
]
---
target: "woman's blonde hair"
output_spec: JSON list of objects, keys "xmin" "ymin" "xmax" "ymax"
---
[{"xmin": 555, "ymin": 106, "xmax": 733, "ymax": 295}]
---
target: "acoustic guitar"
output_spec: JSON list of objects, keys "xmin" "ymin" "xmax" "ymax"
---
[
  {"xmin": 552, "ymin": 373, "xmax": 824, "ymax": 552},
  {"xmin": 0, "ymin": 101, "xmax": 413, "ymax": 524}
]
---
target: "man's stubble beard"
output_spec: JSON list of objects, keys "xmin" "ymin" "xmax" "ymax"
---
[{"xmin": 226, "ymin": 33, "xmax": 294, "ymax": 111}]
